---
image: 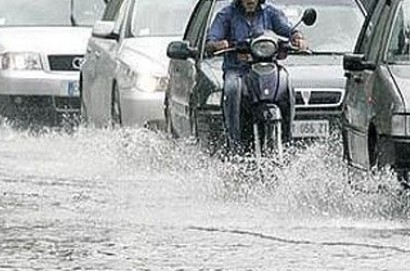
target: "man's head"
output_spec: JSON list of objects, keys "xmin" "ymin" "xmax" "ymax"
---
[{"xmin": 236, "ymin": 0, "xmax": 265, "ymax": 13}]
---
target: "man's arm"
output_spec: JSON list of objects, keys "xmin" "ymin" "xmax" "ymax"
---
[
  {"xmin": 205, "ymin": 10, "xmax": 230, "ymax": 53},
  {"xmin": 270, "ymin": 7, "xmax": 293, "ymax": 38},
  {"xmin": 269, "ymin": 7, "xmax": 308, "ymax": 50}
]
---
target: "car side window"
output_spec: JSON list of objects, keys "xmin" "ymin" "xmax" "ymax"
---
[
  {"xmin": 366, "ymin": 2, "xmax": 392, "ymax": 62},
  {"xmin": 112, "ymin": 0, "xmax": 129, "ymax": 35},
  {"xmin": 102, "ymin": 0, "xmax": 124, "ymax": 21},
  {"xmin": 355, "ymin": 0, "xmax": 385, "ymax": 54},
  {"xmin": 386, "ymin": 1, "xmax": 410, "ymax": 62},
  {"xmin": 184, "ymin": 0, "xmax": 213, "ymax": 47}
]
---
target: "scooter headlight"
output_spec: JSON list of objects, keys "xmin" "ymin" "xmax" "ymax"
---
[{"xmin": 251, "ymin": 39, "xmax": 278, "ymax": 59}]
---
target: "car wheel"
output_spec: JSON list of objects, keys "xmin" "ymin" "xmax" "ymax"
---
[
  {"xmin": 111, "ymin": 84, "xmax": 122, "ymax": 128},
  {"xmin": 397, "ymin": 171, "xmax": 410, "ymax": 189},
  {"xmin": 345, "ymin": 164, "xmax": 368, "ymax": 193},
  {"xmin": 368, "ymin": 130, "xmax": 380, "ymax": 169},
  {"xmin": 79, "ymin": 75, "xmax": 88, "ymax": 126},
  {"xmin": 188, "ymin": 107, "xmax": 199, "ymax": 145},
  {"xmin": 164, "ymin": 95, "xmax": 178, "ymax": 138},
  {"xmin": 344, "ymin": 128, "xmax": 383, "ymax": 194}
]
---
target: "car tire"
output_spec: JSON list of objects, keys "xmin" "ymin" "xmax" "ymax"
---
[
  {"xmin": 164, "ymin": 96, "xmax": 178, "ymax": 138},
  {"xmin": 368, "ymin": 130, "xmax": 380, "ymax": 169},
  {"xmin": 187, "ymin": 107, "xmax": 199, "ymax": 145},
  {"xmin": 79, "ymin": 75, "xmax": 88, "ymax": 126},
  {"xmin": 368, "ymin": 130, "xmax": 410, "ymax": 189},
  {"xmin": 111, "ymin": 83, "xmax": 122, "ymax": 128},
  {"xmin": 397, "ymin": 171, "xmax": 410, "ymax": 189}
]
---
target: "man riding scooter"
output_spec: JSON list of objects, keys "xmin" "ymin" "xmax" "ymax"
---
[{"xmin": 205, "ymin": 0, "xmax": 308, "ymax": 154}]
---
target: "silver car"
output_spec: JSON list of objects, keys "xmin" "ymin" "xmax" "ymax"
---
[
  {"xmin": 80, "ymin": 0, "xmax": 196, "ymax": 128},
  {"xmin": 0, "ymin": 0, "xmax": 105, "ymax": 125},
  {"xmin": 343, "ymin": 0, "xmax": 410, "ymax": 182}
]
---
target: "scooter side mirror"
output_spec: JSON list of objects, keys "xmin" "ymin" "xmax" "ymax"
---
[{"xmin": 301, "ymin": 8, "xmax": 317, "ymax": 26}]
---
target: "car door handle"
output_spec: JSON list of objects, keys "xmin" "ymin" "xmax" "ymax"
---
[
  {"xmin": 95, "ymin": 51, "xmax": 101, "ymax": 58},
  {"xmin": 345, "ymin": 72, "xmax": 363, "ymax": 83},
  {"xmin": 353, "ymin": 75, "xmax": 363, "ymax": 83}
]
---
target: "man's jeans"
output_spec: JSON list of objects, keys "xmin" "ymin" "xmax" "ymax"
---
[
  {"xmin": 223, "ymin": 70, "xmax": 294, "ymax": 154},
  {"xmin": 223, "ymin": 71, "xmax": 243, "ymax": 153}
]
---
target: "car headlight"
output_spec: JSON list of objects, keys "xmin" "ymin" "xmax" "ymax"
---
[
  {"xmin": 251, "ymin": 39, "xmax": 278, "ymax": 59},
  {"xmin": 133, "ymin": 73, "xmax": 169, "ymax": 93},
  {"xmin": 1, "ymin": 52, "xmax": 43, "ymax": 71},
  {"xmin": 391, "ymin": 114, "xmax": 409, "ymax": 136}
]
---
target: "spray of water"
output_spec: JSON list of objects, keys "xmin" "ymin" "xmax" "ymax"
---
[{"xmin": 1, "ymin": 121, "xmax": 409, "ymax": 222}]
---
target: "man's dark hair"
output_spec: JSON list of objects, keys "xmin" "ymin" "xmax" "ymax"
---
[{"xmin": 234, "ymin": 0, "xmax": 266, "ymax": 6}]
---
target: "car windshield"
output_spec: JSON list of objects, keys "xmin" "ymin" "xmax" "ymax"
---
[
  {"xmin": 386, "ymin": 0, "xmax": 410, "ymax": 64},
  {"xmin": 212, "ymin": 0, "xmax": 365, "ymax": 54},
  {"xmin": 0, "ymin": 0, "xmax": 105, "ymax": 27},
  {"xmin": 131, "ymin": 0, "xmax": 197, "ymax": 37}
]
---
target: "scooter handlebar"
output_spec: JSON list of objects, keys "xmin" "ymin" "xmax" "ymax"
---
[
  {"xmin": 212, "ymin": 47, "xmax": 237, "ymax": 56},
  {"xmin": 212, "ymin": 42, "xmax": 312, "ymax": 57},
  {"xmin": 285, "ymin": 43, "xmax": 313, "ymax": 55}
]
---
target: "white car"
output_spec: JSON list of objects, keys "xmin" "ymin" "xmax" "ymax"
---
[
  {"xmin": 0, "ymin": 0, "xmax": 105, "ymax": 126},
  {"xmin": 80, "ymin": 0, "xmax": 196, "ymax": 128}
]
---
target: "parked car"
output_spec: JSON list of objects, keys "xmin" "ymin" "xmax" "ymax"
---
[
  {"xmin": 80, "ymin": 0, "xmax": 196, "ymax": 128},
  {"xmin": 0, "ymin": 0, "xmax": 105, "ymax": 126},
  {"xmin": 342, "ymin": 0, "xmax": 410, "ymax": 181},
  {"xmin": 165, "ymin": 0, "xmax": 365, "ymax": 151}
]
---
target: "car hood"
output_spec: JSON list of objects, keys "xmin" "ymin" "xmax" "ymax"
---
[
  {"xmin": 0, "ymin": 27, "xmax": 92, "ymax": 55},
  {"xmin": 282, "ymin": 55, "xmax": 346, "ymax": 88},
  {"xmin": 202, "ymin": 55, "xmax": 346, "ymax": 91},
  {"xmin": 286, "ymin": 64, "xmax": 346, "ymax": 89},
  {"xmin": 389, "ymin": 65, "xmax": 410, "ymax": 110},
  {"xmin": 119, "ymin": 36, "xmax": 177, "ymax": 76},
  {"xmin": 283, "ymin": 54, "xmax": 343, "ymax": 66}
]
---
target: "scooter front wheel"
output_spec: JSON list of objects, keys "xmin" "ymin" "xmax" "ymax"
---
[{"xmin": 265, "ymin": 121, "xmax": 283, "ymax": 162}]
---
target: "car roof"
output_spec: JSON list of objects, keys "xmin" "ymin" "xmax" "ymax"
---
[
  {"xmin": 359, "ymin": 0, "xmax": 378, "ymax": 14},
  {"xmin": 273, "ymin": 0, "xmax": 361, "ymax": 5}
]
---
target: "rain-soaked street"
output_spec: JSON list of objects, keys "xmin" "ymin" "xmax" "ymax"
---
[{"xmin": 1, "ymin": 123, "xmax": 410, "ymax": 270}]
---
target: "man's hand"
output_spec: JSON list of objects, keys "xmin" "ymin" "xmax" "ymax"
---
[
  {"xmin": 206, "ymin": 40, "xmax": 229, "ymax": 53},
  {"xmin": 291, "ymin": 32, "xmax": 308, "ymax": 51}
]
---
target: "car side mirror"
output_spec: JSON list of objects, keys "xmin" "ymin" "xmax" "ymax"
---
[
  {"xmin": 343, "ymin": 53, "xmax": 377, "ymax": 71},
  {"xmin": 92, "ymin": 21, "xmax": 119, "ymax": 40},
  {"xmin": 167, "ymin": 41, "xmax": 198, "ymax": 60}
]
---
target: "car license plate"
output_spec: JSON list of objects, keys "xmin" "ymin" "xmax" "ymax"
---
[
  {"xmin": 292, "ymin": 120, "xmax": 329, "ymax": 138},
  {"xmin": 65, "ymin": 80, "xmax": 79, "ymax": 96}
]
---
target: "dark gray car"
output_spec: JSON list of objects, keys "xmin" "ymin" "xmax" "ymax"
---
[
  {"xmin": 165, "ymin": 0, "xmax": 365, "ymax": 151},
  {"xmin": 343, "ymin": 0, "xmax": 410, "ymax": 180}
]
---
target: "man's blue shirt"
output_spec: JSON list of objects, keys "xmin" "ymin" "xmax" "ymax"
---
[{"xmin": 207, "ymin": 3, "xmax": 293, "ymax": 75}]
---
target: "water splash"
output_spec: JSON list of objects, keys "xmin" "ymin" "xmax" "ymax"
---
[{"xmin": 0, "ymin": 123, "xmax": 409, "ymax": 222}]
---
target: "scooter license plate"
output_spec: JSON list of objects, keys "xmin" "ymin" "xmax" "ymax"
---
[{"xmin": 292, "ymin": 120, "xmax": 329, "ymax": 138}]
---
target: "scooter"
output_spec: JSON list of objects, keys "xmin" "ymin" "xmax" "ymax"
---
[{"xmin": 214, "ymin": 9, "xmax": 317, "ymax": 164}]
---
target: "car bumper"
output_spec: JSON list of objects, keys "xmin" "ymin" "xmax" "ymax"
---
[
  {"xmin": 295, "ymin": 106, "xmax": 342, "ymax": 123},
  {"xmin": 120, "ymin": 90, "xmax": 165, "ymax": 127},
  {"xmin": 0, "ymin": 70, "xmax": 80, "ymax": 113},
  {"xmin": 196, "ymin": 105, "xmax": 342, "ymax": 139}
]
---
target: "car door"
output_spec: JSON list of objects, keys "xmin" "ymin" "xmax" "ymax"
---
[
  {"xmin": 92, "ymin": 0, "xmax": 130, "ymax": 126},
  {"xmin": 168, "ymin": 0, "xmax": 214, "ymax": 138},
  {"xmin": 344, "ymin": 0, "xmax": 393, "ymax": 168},
  {"xmin": 82, "ymin": 0, "xmax": 127, "ymax": 126}
]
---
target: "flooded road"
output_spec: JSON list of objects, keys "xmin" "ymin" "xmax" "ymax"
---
[{"xmin": 0, "ymin": 124, "xmax": 410, "ymax": 270}]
